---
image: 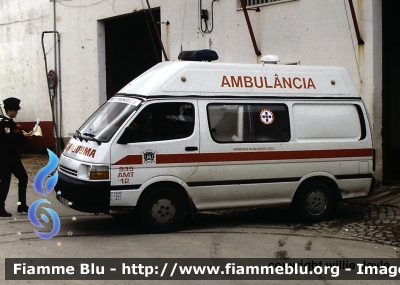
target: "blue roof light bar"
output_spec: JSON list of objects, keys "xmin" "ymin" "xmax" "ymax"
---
[{"xmin": 178, "ymin": 50, "xmax": 219, "ymax": 62}]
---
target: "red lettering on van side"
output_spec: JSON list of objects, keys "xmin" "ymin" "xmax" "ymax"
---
[
  {"xmin": 118, "ymin": 172, "xmax": 134, "ymax": 177},
  {"xmin": 254, "ymin": 77, "xmax": 264, "ymax": 88},
  {"xmin": 231, "ymin": 76, "xmax": 243, "ymax": 87},
  {"xmin": 293, "ymin": 77, "xmax": 302, "ymax": 89},
  {"xmin": 274, "ymin": 75, "xmax": 283, "ymax": 88},
  {"xmin": 89, "ymin": 149, "xmax": 96, "ymax": 158},
  {"xmin": 83, "ymin": 147, "xmax": 91, "ymax": 156},
  {"xmin": 65, "ymin": 143, "xmax": 73, "ymax": 151},
  {"xmin": 264, "ymin": 77, "xmax": 273, "ymax": 88},
  {"xmin": 244, "ymin": 76, "xmax": 253, "ymax": 88},
  {"xmin": 308, "ymin": 78, "xmax": 316, "ymax": 89},
  {"xmin": 283, "ymin": 77, "xmax": 292, "ymax": 88},
  {"xmin": 221, "ymin": 76, "xmax": 231, "ymax": 87},
  {"xmin": 221, "ymin": 75, "xmax": 315, "ymax": 89}
]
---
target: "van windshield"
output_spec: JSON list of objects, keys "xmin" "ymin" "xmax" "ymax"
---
[{"xmin": 76, "ymin": 97, "xmax": 142, "ymax": 143}]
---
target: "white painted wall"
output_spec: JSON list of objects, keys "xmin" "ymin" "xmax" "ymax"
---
[
  {"xmin": 0, "ymin": 0, "xmax": 53, "ymax": 122},
  {"xmin": 0, "ymin": 0, "xmax": 382, "ymax": 179}
]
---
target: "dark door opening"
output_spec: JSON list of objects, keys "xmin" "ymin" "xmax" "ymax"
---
[
  {"xmin": 382, "ymin": 2, "xmax": 400, "ymax": 181},
  {"xmin": 104, "ymin": 9, "xmax": 162, "ymax": 99}
]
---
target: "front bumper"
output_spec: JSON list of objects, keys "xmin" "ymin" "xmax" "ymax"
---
[{"xmin": 55, "ymin": 172, "xmax": 110, "ymax": 213}]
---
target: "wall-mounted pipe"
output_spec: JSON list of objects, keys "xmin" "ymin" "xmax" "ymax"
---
[
  {"xmin": 239, "ymin": 0, "xmax": 261, "ymax": 56},
  {"xmin": 145, "ymin": 0, "xmax": 169, "ymax": 61},
  {"xmin": 348, "ymin": 0, "xmax": 364, "ymax": 45},
  {"xmin": 199, "ymin": 0, "xmax": 219, "ymax": 34},
  {"xmin": 53, "ymin": 0, "xmax": 63, "ymax": 152},
  {"xmin": 41, "ymin": 31, "xmax": 62, "ymax": 156}
]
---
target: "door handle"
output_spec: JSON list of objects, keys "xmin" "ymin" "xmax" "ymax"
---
[{"xmin": 185, "ymin": 146, "xmax": 198, "ymax": 151}]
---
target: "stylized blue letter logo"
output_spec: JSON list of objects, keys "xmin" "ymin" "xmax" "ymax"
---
[{"xmin": 28, "ymin": 149, "xmax": 60, "ymax": 239}]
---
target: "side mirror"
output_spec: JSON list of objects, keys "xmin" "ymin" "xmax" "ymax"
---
[{"xmin": 117, "ymin": 127, "xmax": 137, "ymax": 144}]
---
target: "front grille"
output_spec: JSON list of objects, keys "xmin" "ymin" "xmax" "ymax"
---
[{"xmin": 59, "ymin": 165, "xmax": 77, "ymax": 177}]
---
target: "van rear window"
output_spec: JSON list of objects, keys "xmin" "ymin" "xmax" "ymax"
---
[
  {"xmin": 293, "ymin": 104, "xmax": 362, "ymax": 141},
  {"xmin": 207, "ymin": 104, "xmax": 290, "ymax": 143}
]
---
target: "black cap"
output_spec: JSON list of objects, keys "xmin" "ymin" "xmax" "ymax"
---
[{"xmin": 3, "ymin": 97, "xmax": 21, "ymax": 111}]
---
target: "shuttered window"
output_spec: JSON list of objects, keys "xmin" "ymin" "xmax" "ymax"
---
[{"xmin": 239, "ymin": 0, "xmax": 297, "ymax": 8}]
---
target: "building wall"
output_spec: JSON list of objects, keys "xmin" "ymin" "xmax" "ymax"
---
[
  {"xmin": 53, "ymin": 0, "xmax": 155, "ymax": 139},
  {"xmin": 0, "ymin": 0, "xmax": 383, "ymax": 180},
  {"xmin": 0, "ymin": 0, "xmax": 53, "ymax": 123}
]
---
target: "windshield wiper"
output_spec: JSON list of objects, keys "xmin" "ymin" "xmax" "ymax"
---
[
  {"xmin": 83, "ymin": 132, "xmax": 102, "ymax": 145},
  {"xmin": 73, "ymin": 130, "xmax": 80, "ymax": 139},
  {"xmin": 73, "ymin": 130, "xmax": 87, "ymax": 142}
]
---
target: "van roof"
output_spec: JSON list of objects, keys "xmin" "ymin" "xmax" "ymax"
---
[{"xmin": 117, "ymin": 61, "xmax": 360, "ymax": 99}]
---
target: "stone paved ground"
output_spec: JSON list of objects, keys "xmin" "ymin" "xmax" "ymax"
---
[
  {"xmin": 295, "ymin": 203, "xmax": 400, "ymax": 247},
  {"xmin": 342, "ymin": 182, "xmax": 400, "ymax": 246},
  {"xmin": 20, "ymin": 153, "xmax": 49, "ymax": 185},
  {"xmin": 353, "ymin": 183, "xmax": 400, "ymax": 207}
]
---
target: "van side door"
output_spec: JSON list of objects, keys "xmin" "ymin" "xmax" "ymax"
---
[
  {"xmin": 109, "ymin": 100, "xmax": 199, "ymax": 207},
  {"xmin": 187, "ymin": 100, "xmax": 292, "ymax": 210}
]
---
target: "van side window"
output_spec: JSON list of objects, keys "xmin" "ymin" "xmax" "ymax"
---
[
  {"xmin": 251, "ymin": 105, "xmax": 290, "ymax": 142},
  {"xmin": 207, "ymin": 104, "xmax": 290, "ymax": 143},
  {"xmin": 123, "ymin": 102, "xmax": 195, "ymax": 143}
]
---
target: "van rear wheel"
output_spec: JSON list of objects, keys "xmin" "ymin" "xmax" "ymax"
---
[
  {"xmin": 296, "ymin": 180, "xmax": 335, "ymax": 222},
  {"xmin": 139, "ymin": 187, "xmax": 185, "ymax": 233}
]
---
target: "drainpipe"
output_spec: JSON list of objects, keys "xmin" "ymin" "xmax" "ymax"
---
[
  {"xmin": 42, "ymin": 31, "xmax": 61, "ymax": 157},
  {"xmin": 348, "ymin": 0, "xmax": 364, "ymax": 45},
  {"xmin": 53, "ymin": 0, "xmax": 63, "ymax": 154},
  {"xmin": 145, "ymin": 0, "xmax": 169, "ymax": 61},
  {"xmin": 239, "ymin": 0, "xmax": 261, "ymax": 56}
]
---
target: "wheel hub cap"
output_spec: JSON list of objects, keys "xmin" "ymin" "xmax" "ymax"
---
[
  {"xmin": 305, "ymin": 190, "xmax": 327, "ymax": 215},
  {"xmin": 151, "ymin": 199, "xmax": 176, "ymax": 224}
]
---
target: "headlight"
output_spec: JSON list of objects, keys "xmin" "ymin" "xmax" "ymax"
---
[{"xmin": 89, "ymin": 165, "xmax": 109, "ymax": 180}]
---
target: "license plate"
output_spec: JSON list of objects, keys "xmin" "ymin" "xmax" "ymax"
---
[{"xmin": 59, "ymin": 197, "xmax": 70, "ymax": 208}]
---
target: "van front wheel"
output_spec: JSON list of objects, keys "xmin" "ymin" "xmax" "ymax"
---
[
  {"xmin": 296, "ymin": 180, "xmax": 335, "ymax": 223},
  {"xmin": 139, "ymin": 187, "xmax": 185, "ymax": 233}
]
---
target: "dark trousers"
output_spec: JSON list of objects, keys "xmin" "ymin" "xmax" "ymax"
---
[{"xmin": 0, "ymin": 158, "xmax": 28, "ymax": 209}]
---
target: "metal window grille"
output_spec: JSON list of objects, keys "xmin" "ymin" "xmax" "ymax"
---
[{"xmin": 240, "ymin": 0, "xmax": 286, "ymax": 8}]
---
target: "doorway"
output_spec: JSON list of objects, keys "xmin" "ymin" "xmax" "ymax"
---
[
  {"xmin": 382, "ymin": 1, "xmax": 400, "ymax": 181},
  {"xmin": 104, "ymin": 9, "xmax": 162, "ymax": 99}
]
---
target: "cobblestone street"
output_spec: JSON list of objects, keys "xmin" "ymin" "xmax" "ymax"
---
[{"xmin": 295, "ymin": 203, "xmax": 400, "ymax": 248}]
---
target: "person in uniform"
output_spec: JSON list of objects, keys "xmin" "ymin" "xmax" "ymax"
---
[{"xmin": 0, "ymin": 97, "xmax": 32, "ymax": 217}]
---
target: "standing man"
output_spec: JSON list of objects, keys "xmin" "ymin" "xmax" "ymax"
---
[{"xmin": 0, "ymin": 97, "xmax": 32, "ymax": 217}]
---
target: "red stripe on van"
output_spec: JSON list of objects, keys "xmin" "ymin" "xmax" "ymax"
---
[
  {"xmin": 113, "ymin": 155, "xmax": 142, "ymax": 165},
  {"xmin": 112, "ymin": 148, "xmax": 373, "ymax": 165},
  {"xmin": 157, "ymin": 153, "xmax": 199, "ymax": 164},
  {"xmin": 198, "ymin": 148, "xmax": 373, "ymax": 163}
]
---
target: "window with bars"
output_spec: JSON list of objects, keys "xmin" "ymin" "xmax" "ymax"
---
[{"xmin": 239, "ymin": 0, "xmax": 297, "ymax": 8}]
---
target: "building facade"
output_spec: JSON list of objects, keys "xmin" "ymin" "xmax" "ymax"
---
[{"xmin": 1, "ymin": 0, "xmax": 398, "ymax": 182}]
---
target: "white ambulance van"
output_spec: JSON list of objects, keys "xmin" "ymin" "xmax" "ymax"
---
[{"xmin": 55, "ymin": 50, "xmax": 374, "ymax": 233}]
